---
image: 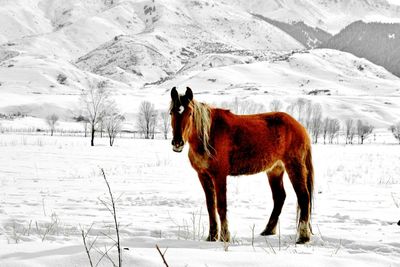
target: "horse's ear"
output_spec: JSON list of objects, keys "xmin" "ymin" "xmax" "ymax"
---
[
  {"xmin": 171, "ymin": 87, "xmax": 178, "ymax": 100},
  {"xmin": 185, "ymin": 87, "xmax": 193, "ymax": 101}
]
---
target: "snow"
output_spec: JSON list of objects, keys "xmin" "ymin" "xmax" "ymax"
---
[
  {"xmin": 156, "ymin": 49, "xmax": 400, "ymax": 127},
  {"xmin": 1, "ymin": 2, "xmax": 400, "ymax": 265},
  {"xmin": 231, "ymin": 0, "xmax": 400, "ymax": 34},
  {"xmin": 2, "ymin": 47, "xmax": 400, "ymax": 128},
  {"xmin": 0, "ymin": 135, "xmax": 399, "ymax": 266},
  {"xmin": 1, "ymin": 1, "xmax": 400, "ymax": 129}
]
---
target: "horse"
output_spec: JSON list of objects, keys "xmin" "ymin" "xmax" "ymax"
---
[{"xmin": 169, "ymin": 87, "xmax": 314, "ymax": 244}]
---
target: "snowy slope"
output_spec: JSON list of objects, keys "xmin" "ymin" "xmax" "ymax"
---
[
  {"xmin": 2, "ymin": 0, "xmax": 302, "ymax": 59},
  {"xmin": 2, "ymin": 1, "xmax": 147, "ymax": 60},
  {"xmin": 0, "ymin": 0, "xmax": 53, "ymax": 44},
  {"xmin": 1, "ymin": 0, "xmax": 400, "ymax": 128},
  {"xmin": 0, "ymin": 0, "xmax": 303, "ymax": 115},
  {"xmin": 0, "ymin": 137, "xmax": 399, "ymax": 266},
  {"xmin": 321, "ymin": 20, "xmax": 400, "ymax": 77},
  {"xmin": 231, "ymin": 0, "xmax": 400, "ymax": 34},
  {"xmin": 75, "ymin": 0, "xmax": 303, "ymax": 84},
  {"xmin": 154, "ymin": 49, "xmax": 400, "ymax": 127},
  {"xmin": 0, "ymin": 48, "xmax": 135, "ymax": 119}
]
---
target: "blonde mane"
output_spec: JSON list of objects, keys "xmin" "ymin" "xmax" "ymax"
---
[{"xmin": 190, "ymin": 100, "xmax": 213, "ymax": 156}]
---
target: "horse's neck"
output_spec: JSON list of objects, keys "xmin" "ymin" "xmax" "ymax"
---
[
  {"xmin": 187, "ymin": 107, "xmax": 217, "ymax": 153},
  {"xmin": 188, "ymin": 108, "xmax": 229, "ymax": 141}
]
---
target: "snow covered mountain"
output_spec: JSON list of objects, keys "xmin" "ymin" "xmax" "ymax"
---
[
  {"xmin": 154, "ymin": 49, "xmax": 400, "ymax": 127},
  {"xmin": 253, "ymin": 14, "xmax": 332, "ymax": 49},
  {"xmin": 321, "ymin": 20, "xmax": 400, "ymax": 77},
  {"xmin": 1, "ymin": 0, "xmax": 400, "ymax": 127},
  {"xmin": 231, "ymin": 0, "xmax": 400, "ymax": 34}
]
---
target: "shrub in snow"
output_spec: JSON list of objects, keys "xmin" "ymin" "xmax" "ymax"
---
[
  {"xmin": 389, "ymin": 122, "xmax": 400, "ymax": 144},
  {"xmin": 57, "ymin": 74, "xmax": 67, "ymax": 85}
]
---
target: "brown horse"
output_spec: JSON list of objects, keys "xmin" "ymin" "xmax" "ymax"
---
[{"xmin": 170, "ymin": 87, "xmax": 314, "ymax": 244}]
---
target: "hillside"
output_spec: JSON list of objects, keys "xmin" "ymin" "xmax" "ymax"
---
[
  {"xmin": 1, "ymin": 0, "xmax": 400, "ymax": 128},
  {"xmin": 232, "ymin": 0, "xmax": 400, "ymax": 33},
  {"xmin": 153, "ymin": 49, "xmax": 400, "ymax": 127},
  {"xmin": 252, "ymin": 14, "xmax": 332, "ymax": 48},
  {"xmin": 74, "ymin": 0, "xmax": 304, "ymax": 84},
  {"xmin": 321, "ymin": 20, "xmax": 400, "ymax": 77}
]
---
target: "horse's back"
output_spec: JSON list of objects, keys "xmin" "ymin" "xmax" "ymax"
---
[
  {"xmin": 236, "ymin": 111, "xmax": 310, "ymax": 147},
  {"xmin": 215, "ymin": 110, "xmax": 310, "ymax": 175},
  {"xmin": 262, "ymin": 112, "xmax": 311, "ymax": 146}
]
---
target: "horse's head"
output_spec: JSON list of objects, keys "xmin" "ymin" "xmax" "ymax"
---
[{"xmin": 170, "ymin": 87, "xmax": 194, "ymax": 152}]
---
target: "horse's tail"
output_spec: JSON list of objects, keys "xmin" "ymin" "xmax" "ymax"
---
[{"xmin": 305, "ymin": 146, "xmax": 314, "ymax": 232}]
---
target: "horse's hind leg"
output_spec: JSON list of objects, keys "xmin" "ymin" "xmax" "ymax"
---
[
  {"xmin": 285, "ymin": 159, "xmax": 311, "ymax": 244},
  {"xmin": 214, "ymin": 175, "xmax": 230, "ymax": 242},
  {"xmin": 198, "ymin": 173, "xmax": 218, "ymax": 241},
  {"xmin": 261, "ymin": 161, "xmax": 286, "ymax": 236}
]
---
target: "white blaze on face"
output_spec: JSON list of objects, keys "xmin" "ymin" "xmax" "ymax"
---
[{"xmin": 178, "ymin": 106, "xmax": 185, "ymax": 114}]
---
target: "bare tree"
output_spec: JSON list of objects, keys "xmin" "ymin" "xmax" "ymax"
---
[
  {"xmin": 98, "ymin": 118, "xmax": 105, "ymax": 138},
  {"xmin": 356, "ymin": 120, "xmax": 374, "ymax": 144},
  {"xmin": 269, "ymin": 99, "xmax": 283, "ymax": 112},
  {"xmin": 310, "ymin": 103, "xmax": 322, "ymax": 144},
  {"xmin": 81, "ymin": 81, "xmax": 111, "ymax": 146},
  {"xmin": 322, "ymin": 117, "xmax": 330, "ymax": 144},
  {"xmin": 159, "ymin": 110, "xmax": 170, "ymax": 140},
  {"xmin": 243, "ymin": 100, "xmax": 265, "ymax": 114},
  {"xmin": 327, "ymin": 118, "xmax": 340, "ymax": 144},
  {"xmin": 104, "ymin": 102, "xmax": 125, "ymax": 146},
  {"xmin": 344, "ymin": 119, "xmax": 355, "ymax": 144},
  {"xmin": 224, "ymin": 97, "xmax": 265, "ymax": 114},
  {"xmin": 137, "ymin": 101, "xmax": 158, "ymax": 139},
  {"xmin": 389, "ymin": 122, "xmax": 400, "ymax": 144},
  {"xmin": 46, "ymin": 114, "xmax": 59, "ymax": 136},
  {"xmin": 74, "ymin": 115, "xmax": 89, "ymax": 137},
  {"xmin": 287, "ymin": 98, "xmax": 307, "ymax": 123},
  {"xmin": 304, "ymin": 101, "xmax": 313, "ymax": 132}
]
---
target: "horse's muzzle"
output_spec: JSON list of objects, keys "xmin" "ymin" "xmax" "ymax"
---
[{"xmin": 172, "ymin": 139, "xmax": 184, "ymax": 153}]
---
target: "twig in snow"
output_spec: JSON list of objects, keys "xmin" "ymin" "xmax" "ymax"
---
[
  {"xmin": 95, "ymin": 244, "xmax": 118, "ymax": 267},
  {"xmin": 81, "ymin": 230, "xmax": 94, "ymax": 267},
  {"xmin": 156, "ymin": 244, "xmax": 169, "ymax": 267},
  {"xmin": 391, "ymin": 192, "xmax": 399, "ymax": 208},
  {"xmin": 81, "ymin": 169, "xmax": 123, "ymax": 267},
  {"xmin": 316, "ymin": 224, "xmax": 324, "ymax": 241},
  {"xmin": 278, "ymin": 219, "xmax": 281, "ymax": 251},
  {"xmin": 100, "ymin": 168, "xmax": 122, "ymax": 267},
  {"xmin": 333, "ymin": 239, "xmax": 342, "ymax": 255},
  {"xmin": 264, "ymin": 236, "xmax": 276, "ymax": 254},
  {"xmin": 250, "ymin": 224, "xmax": 255, "ymax": 249}
]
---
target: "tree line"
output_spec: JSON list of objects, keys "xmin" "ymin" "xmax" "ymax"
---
[
  {"xmin": 219, "ymin": 97, "xmax": 382, "ymax": 145},
  {"xmin": 43, "ymin": 82, "xmax": 400, "ymax": 146},
  {"xmin": 75, "ymin": 81, "xmax": 170, "ymax": 146}
]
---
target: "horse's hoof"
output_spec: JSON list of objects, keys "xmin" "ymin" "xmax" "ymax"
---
[
  {"xmin": 219, "ymin": 230, "xmax": 231, "ymax": 242},
  {"xmin": 260, "ymin": 228, "xmax": 276, "ymax": 236},
  {"xmin": 206, "ymin": 235, "xmax": 218, "ymax": 242},
  {"xmin": 296, "ymin": 236, "xmax": 310, "ymax": 244}
]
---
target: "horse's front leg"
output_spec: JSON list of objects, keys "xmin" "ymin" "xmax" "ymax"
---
[
  {"xmin": 214, "ymin": 175, "xmax": 230, "ymax": 242},
  {"xmin": 198, "ymin": 172, "xmax": 218, "ymax": 241}
]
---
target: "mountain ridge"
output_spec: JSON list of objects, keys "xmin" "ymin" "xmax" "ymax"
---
[
  {"xmin": 320, "ymin": 20, "xmax": 400, "ymax": 77},
  {"xmin": 0, "ymin": 0, "xmax": 400, "ymax": 128}
]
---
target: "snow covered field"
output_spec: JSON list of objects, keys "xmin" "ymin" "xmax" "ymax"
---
[{"xmin": 0, "ymin": 134, "xmax": 399, "ymax": 266}]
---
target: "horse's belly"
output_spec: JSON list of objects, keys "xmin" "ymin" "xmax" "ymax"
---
[{"xmin": 229, "ymin": 157, "xmax": 272, "ymax": 176}]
